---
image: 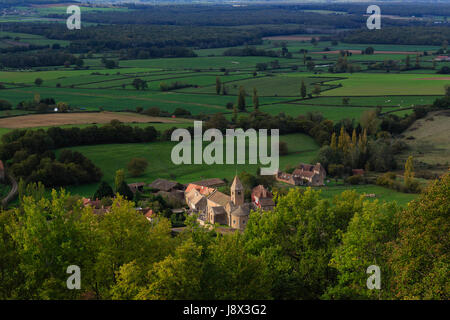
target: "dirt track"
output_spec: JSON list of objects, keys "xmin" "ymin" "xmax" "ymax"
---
[{"xmin": 0, "ymin": 112, "xmax": 186, "ymax": 129}]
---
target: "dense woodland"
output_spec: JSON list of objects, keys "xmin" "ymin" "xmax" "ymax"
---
[{"xmin": 341, "ymin": 26, "xmax": 450, "ymax": 46}]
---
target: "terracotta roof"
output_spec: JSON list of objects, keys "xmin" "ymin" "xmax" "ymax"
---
[
  {"xmin": 185, "ymin": 183, "xmax": 215, "ymax": 196},
  {"xmin": 188, "ymin": 178, "xmax": 226, "ymax": 188},
  {"xmin": 207, "ymin": 190, "xmax": 230, "ymax": 207},
  {"xmin": 82, "ymin": 198, "xmax": 102, "ymax": 209},
  {"xmin": 352, "ymin": 169, "xmax": 364, "ymax": 176},
  {"xmin": 148, "ymin": 178, "xmax": 179, "ymax": 192},
  {"xmin": 144, "ymin": 209, "xmax": 154, "ymax": 219},
  {"xmin": 252, "ymin": 185, "xmax": 272, "ymax": 199},
  {"xmin": 0, "ymin": 160, "xmax": 4, "ymax": 171}
]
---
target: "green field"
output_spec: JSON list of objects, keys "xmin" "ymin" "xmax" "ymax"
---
[
  {"xmin": 60, "ymin": 133, "xmax": 320, "ymax": 197},
  {"xmin": 321, "ymin": 73, "xmax": 449, "ymax": 96}
]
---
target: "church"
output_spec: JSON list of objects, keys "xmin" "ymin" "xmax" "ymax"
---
[{"xmin": 206, "ymin": 176, "xmax": 251, "ymax": 230}]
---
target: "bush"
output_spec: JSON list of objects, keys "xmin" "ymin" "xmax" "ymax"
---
[
  {"xmin": 345, "ymin": 175, "xmax": 363, "ymax": 185},
  {"xmin": 0, "ymin": 99, "xmax": 12, "ymax": 110},
  {"xmin": 127, "ymin": 158, "xmax": 149, "ymax": 177}
]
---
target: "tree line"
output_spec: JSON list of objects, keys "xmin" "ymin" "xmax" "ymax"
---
[{"xmin": 0, "ymin": 121, "xmax": 159, "ymax": 187}]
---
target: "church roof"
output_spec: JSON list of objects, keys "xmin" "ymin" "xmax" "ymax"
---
[
  {"xmin": 231, "ymin": 205, "xmax": 250, "ymax": 217},
  {"xmin": 211, "ymin": 206, "xmax": 227, "ymax": 216},
  {"xmin": 231, "ymin": 175, "xmax": 243, "ymax": 191},
  {"xmin": 207, "ymin": 190, "xmax": 230, "ymax": 207}
]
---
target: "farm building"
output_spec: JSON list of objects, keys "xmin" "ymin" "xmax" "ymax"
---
[
  {"xmin": 148, "ymin": 178, "xmax": 184, "ymax": 192},
  {"xmin": 128, "ymin": 182, "xmax": 146, "ymax": 193},
  {"xmin": 275, "ymin": 163, "xmax": 326, "ymax": 186}
]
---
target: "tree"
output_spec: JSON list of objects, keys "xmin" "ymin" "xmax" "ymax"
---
[
  {"xmin": 95, "ymin": 196, "xmax": 174, "ymax": 299},
  {"xmin": 132, "ymin": 79, "xmax": 148, "ymax": 91},
  {"xmin": 415, "ymin": 55, "xmax": 421, "ymax": 69},
  {"xmin": 388, "ymin": 173, "xmax": 449, "ymax": 299},
  {"xmin": 117, "ymin": 181, "xmax": 134, "ymax": 200},
  {"xmin": 360, "ymin": 110, "xmax": 381, "ymax": 135},
  {"xmin": 313, "ymin": 84, "xmax": 321, "ymax": 96},
  {"xmin": 93, "ymin": 181, "xmax": 115, "ymax": 200},
  {"xmin": 244, "ymin": 188, "xmax": 357, "ymax": 299},
  {"xmin": 215, "ymin": 76, "xmax": 221, "ymax": 95},
  {"xmin": 330, "ymin": 132, "xmax": 337, "ymax": 151},
  {"xmin": 0, "ymin": 99, "xmax": 12, "ymax": 110},
  {"xmin": 114, "ymin": 169, "xmax": 125, "ymax": 191},
  {"xmin": 222, "ymin": 83, "xmax": 227, "ymax": 95},
  {"xmin": 34, "ymin": 78, "xmax": 43, "ymax": 86},
  {"xmin": 9, "ymin": 190, "xmax": 98, "ymax": 299},
  {"xmin": 136, "ymin": 239, "xmax": 204, "ymax": 299},
  {"xmin": 0, "ymin": 210, "xmax": 24, "ymax": 299},
  {"xmin": 127, "ymin": 158, "xmax": 149, "ymax": 177},
  {"xmin": 306, "ymin": 60, "xmax": 315, "ymax": 72},
  {"xmin": 75, "ymin": 59, "xmax": 84, "ymax": 68},
  {"xmin": 300, "ymin": 80, "xmax": 307, "ymax": 99},
  {"xmin": 325, "ymin": 200, "xmax": 399, "ymax": 299},
  {"xmin": 364, "ymin": 47, "xmax": 375, "ymax": 55},
  {"xmin": 237, "ymin": 86, "xmax": 246, "ymax": 111},
  {"xmin": 405, "ymin": 55, "xmax": 411, "ymax": 69},
  {"xmin": 232, "ymin": 104, "xmax": 238, "ymax": 123},
  {"xmin": 252, "ymin": 87, "xmax": 259, "ymax": 110}
]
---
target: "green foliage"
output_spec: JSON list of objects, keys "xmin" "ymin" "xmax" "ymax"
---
[
  {"xmin": 300, "ymin": 80, "xmax": 307, "ymax": 99},
  {"xmin": 93, "ymin": 181, "xmax": 114, "ymax": 200},
  {"xmin": 237, "ymin": 86, "xmax": 246, "ymax": 111},
  {"xmin": 127, "ymin": 157, "xmax": 149, "ymax": 177},
  {"xmin": 114, "ymin": 169, "xmax": 125, "ymax": 192},
  {"xmin": 117, "ymin": 181, "xmax": 134, "ymax": 201},
  {"xmin": 325, "ymin": 200, "xmax": 399, "ymax": 299},
  {"xmin": 243, "ymin": 188, "xmax": 355, "ymax": 299},
  {"xmin": 388, "ymin": 173, "xmax": 450, "ymax": 300}
]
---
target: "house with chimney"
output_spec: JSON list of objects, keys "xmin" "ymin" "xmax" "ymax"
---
[{"xmin": 275, "ymin": 163, "xmax": 326, "ymax": 187}]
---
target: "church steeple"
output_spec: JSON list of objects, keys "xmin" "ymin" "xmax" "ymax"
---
[{"xmin": 231, "ymin": 175, "xmax": 244, "ymax": 206}]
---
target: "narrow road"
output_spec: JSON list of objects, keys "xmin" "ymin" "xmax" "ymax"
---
[{"xmin": 1, "ymin": 171, "xmax": 18, "ymax": 209}]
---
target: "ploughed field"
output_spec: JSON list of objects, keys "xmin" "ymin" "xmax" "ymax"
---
[{"xmin": 0, "ymin": 112, "xmax": 188, "ymax": 129}]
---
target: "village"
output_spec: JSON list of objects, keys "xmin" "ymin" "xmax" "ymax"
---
[{"xmin": 81, "ymin": 162, "xmax": 328, "ymax": 232}]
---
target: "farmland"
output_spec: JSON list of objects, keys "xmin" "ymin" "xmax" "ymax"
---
[{"xmin": 0, "ymin": 2, "xmax": 448, "ymax": 210}]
